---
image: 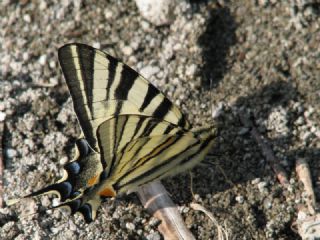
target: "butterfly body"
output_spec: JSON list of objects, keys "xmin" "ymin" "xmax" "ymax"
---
[{"xmin": 13, "ymin": 43, "xmax": 217, "ymax": 222}]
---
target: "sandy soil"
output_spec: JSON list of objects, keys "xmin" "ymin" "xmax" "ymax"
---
[{"xmin": 0, "ymin": 1, "xmax": 319, "ymax": 239}]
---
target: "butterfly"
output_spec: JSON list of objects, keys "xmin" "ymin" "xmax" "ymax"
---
[{"xmin": 10, "ymin": 43, "xmax": 217, "ymax": 222}]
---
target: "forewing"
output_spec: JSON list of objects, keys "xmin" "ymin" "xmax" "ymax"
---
[{"xmin": 58, "ymin": 43, "xmax": 190, "ymax": 151}]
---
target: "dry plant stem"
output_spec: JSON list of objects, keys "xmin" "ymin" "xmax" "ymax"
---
[
  {"xmin": 0, "ymin": 120, "xmax": 4, "ymax": 208},
  {"xmin": 295, "ymin": 213, "xmax": 320, "ymax": 238},
  {"xmin": 296, "ymin": 158, "xmax": 316, "ymax": 215},
  {"xmin": 238, "ymin": 113, "xmax": 289, "ymax": 187},
  {"xmin": 190, "ymin": 203, "xmax": 229, "ymax": 240},
  {"xmin": 137, "ymin": 181, "xmax": 195, "ymax": 240}
]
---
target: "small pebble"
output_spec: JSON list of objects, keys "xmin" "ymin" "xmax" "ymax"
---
[
  {"xmin": 300, "ymin": 131, "xmax": 312, "ymax": 141},
  {"xmin": 304, "ymin": 107, "xmax": 315, "ymax": 118},
  {"xmin": 295, "ymin": 116, "xmax": 305, "ymax": 125},
  {"xmin": 251, "ymin": 178, "xmax": 261, "ymax": 185},
  {"xmin": 186, "ymin": 64, "xmax": 196, "ymax": 76},
  {"xmin": 149, "ymin": 217, "xmax": 160, "ymax": 227},
  {"xmin": 49, "ymin": 60, "xmax": 56, "ymax": 69},
  {"xmin": 23, "ymin": 14, "xmax": 31, "ymax": 23},
  {"xmin": 140, "ymin": 65, "xmax": 160, "ymax": 79},
  {"xmin": 257, "ymin": 181, "xmax": 268, "ymax": 192},
  {"xmin": 104, "ymin": 9, "xmax": 113, "ymax": 19},
  {"xmin": 122, "ymin": 46, "xmax": 133, "ymax": 56},
  {"xmin": 126, "ymin": 222, "xmax": 136, "ymax": 231},
  {"xmin": 59, "ymin": 156, "xmax": 68, "ymax": 165},
  {"xmin": 182, "ymin": 206, "xmax": 190, "ymax": 213},
  {"xmin": 287, "ymin": 185, "xmax": 294, "ymax": 193},
  {"xmin": 235, "ymin": 195, "xmax": 244, "ymax": 204},
  {"xmin": 135, "ymin": 0, "xmax": 175, "ymax": 26},
  {"xmin": 0, "ymin": 111, "xmax": 6, "ymax": 121},
  {"xmin": 52, "ymin": 198, "xmax": 60, "ymax": 207},
  {"xmin": 238, "ymin": 127, "xmax": 249, "ymax": 135},
  {"xmin": 92, "ymin": 42, "xmax": 101, "ymax": 49},
  {"xmin": 263, "ymin": 198, "xmax": 272, "ymax": 209},
  {"xmin": 146, "ymin": 232, "xmax": 162, "ymax": 240},
  {"xmin": 193, "ymin": 194, "xmax": 201, "ymax": 201},
  {"xmin": 38, "ymin": 55, "xmax": 47, "ymax": 65},
  {"xmin": 211, "ymin": 102, "xmax": 224, "ymax": 119},
  {"xmin": 6, "ymin": 148, "xmax": 17, "ymax": 158}
]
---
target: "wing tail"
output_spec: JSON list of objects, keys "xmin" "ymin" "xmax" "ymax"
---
[{"xmin": 7, "ymin": 139, "xmax": 103, "ymax": 208}]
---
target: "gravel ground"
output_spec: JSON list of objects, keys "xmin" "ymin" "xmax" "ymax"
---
[{"xmin": 1, "ymin": 0, "xmax": 320, "ymax": 239}]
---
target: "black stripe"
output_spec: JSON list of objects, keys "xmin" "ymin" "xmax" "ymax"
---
[
  {"xmin": 99, "ymin": 170, "xmax": 108, "ymax": 181},
  {"xmin": 115, "ymin": 137, "xmax": 152, "ymax": 177},
  {"xmin": 112, "ymin": 117, "xmax": 146, "ymax": 159},
  {"xmin": 115, "ymin": 65, "xmax": 138, "ymax": 100},
  {"xmin": 27, "ymin": 181, "xmax": 73, "ymax": 202},
  {"xmin": 140, "ymin": 118, "xmax": 157, "ymax": 136},
  {"xmin": 107, "ymin": 108, "xmax": 125, "ymax": 176},
  {"xmin": 118, "ymin": 135, "xmax": 149, "ymax": 157},
  {"xmin": 140, "ymin": 84, "xmax": 159, "ymax": 111},
  {"xmin": 108, "ymin": 115, "xmax": 129, "ymax": 175},
  {"xmin": 153, "ymin": 98, "xmax": 172, "ymax": 120},
  {"xmin": 97, "ymin": 126, "xmax": 108, "ymax": 169},
  {"xmin": 114, "ymin": 101, "xmax": 123, "ymax": 116},
  {"xmin": 114, "ymin": 135, "xmax": 182, "ymax": 186},
  {"xmin": 78, "ymin": 204, "xmax": 93, "ymax": 223},
  {"xmin": 121, "ymin": 116, "xmax": 146, "ymax": 154},
  {"xmin": 109, "ymin": 115, "xmax": 119, "ymax": 175},
  {"xmin": 179, "ymin": 136, "xmax": 214, "ymax": 165},
  {"xmin": 65, "ymin": 199, "xmax": 82, "ymax": 214},
  {"xmin": 131, "ymin": 135, "xmax": 182, "ymax": 169},
  {"xmin": 60, "ymin": 46, "xmax": 96, "ymax": 149},
  {"xmin": 76, "ymin": 138, "xmax": 91, "ymax": 157},
  {"xmin": 129, "ymin": 115, "xmax": 146, "ymax": 143},
  {"xmin": 177, "ymin": 114, "xmax": 188, "ymax": 129},
  {"xmin": 163, "ymin": 124, "xmax": 174, "ymax": 134},
  {"xmin": 111, "ymin": 116, "xmax": 147, "ymax": 164},
  {"xmin": 106, "ymin": 55, "xmax": 118, "ymax": 100},
  {"xmin": 115, "ymin": 115, "xmax": 129, "ymax": 153},
  {"xmin": 115, "ymin": 138, "xmax": 201, "ymax": 190},
  {"xmin": 126, "ymin": 137, "xmax": 151, "ymax": 166},
  {"xmin": 77, "ymin": 45, "xmax": 95, "ymax": 113}
]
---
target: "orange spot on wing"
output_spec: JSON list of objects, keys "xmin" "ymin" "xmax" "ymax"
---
[
  {"xmin": 87, "ymin": 175, "xmax": 99, "ymax": 186},
  {"xmin": 99, "ymin": 187, "xmax": 116, "ymax": 197}
]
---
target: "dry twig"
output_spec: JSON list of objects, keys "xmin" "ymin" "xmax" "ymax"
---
[
  {"xmin": 137, "ymin": 181, "xmax": 195, "ymax": 240},
  {"xmin": 190, "ymin": 203, "xmax": 229, "ymax": 240},
  {"xmin": 296, "ymin": 158, "xmax": 316, "ymax": 215},
  {"xmin": 0, "ymin": 117, "xmax": 4, "ymax": 208},
  {"xmin": 238, "ymin": 112, "xmax": 320, "ymax": 238},
  {"xmin": 294, "ymin": 158, "xmax": 320, "ymax": 238},
  {"xmin": 238, "ymin": 113, "xmax": 289, "ymax": 187}
]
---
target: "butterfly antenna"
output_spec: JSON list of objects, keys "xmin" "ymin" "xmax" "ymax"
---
[
  {"xmin": 189, "ymin": 171, "xmax": 196, "ymax": 199},
  {"xmin": 10, "ymin": 204, "xmax": 55, "ymax": 223},
  {"xmin": 16, "ymin": 211, "xmax": 40, "ymax": 221}
]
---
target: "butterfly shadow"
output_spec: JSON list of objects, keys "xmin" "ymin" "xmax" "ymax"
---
[
  {"xmin": 165, "ymin": 79, "xmax": 317, "ymax": 209},
  {"xmin": 196, "ymin": 4, "xmax": 237, "ymax": 88},
  {"xmin": 164, "ymin": 78, "xmax": 317, "ymax": 240},
  {"xmin": 161, "ymin": 3, "xmax": 240, "ymax": 203}
]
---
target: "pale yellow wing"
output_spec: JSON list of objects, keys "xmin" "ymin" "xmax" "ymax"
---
[{"xmin": 58, "ymin": 43, "xmax": 190, "ymax": 154}]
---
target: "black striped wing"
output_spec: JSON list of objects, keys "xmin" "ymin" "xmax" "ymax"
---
[
  {"xmin": 24, "ymin": 115, "xmax": 185, "ymax": 205},
  {"xmin": 10, "ymin": 43, "xmax": 217, "ymax": 223},
  {"xmin": 58, "ymin": 43, "xmax": 190, "ymax": 153},
  {"xmin": 53, "ymin": 115, "xmax": 217, "ymax": 222},
  {"xmin": 96, "ymin": 115, "xmax": 184, "ymax": 177},
  {"xmin": 106, "ymin": 124, "xmax": 217, "ymax": 194}
]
